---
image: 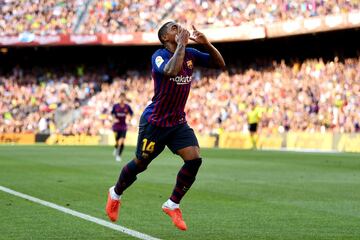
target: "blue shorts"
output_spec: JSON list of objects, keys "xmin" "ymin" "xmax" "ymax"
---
[{"xmin": 135, "ymin": 115, "xmax": 199, "ymax": 161}]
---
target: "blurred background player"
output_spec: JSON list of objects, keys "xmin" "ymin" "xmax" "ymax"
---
[
  {"xmin": 247, "ymin": 100, "xmax": 262, "ymax": 149},
  {"xmin": 111, "ymin": 93, "xmax": 133, "ymax": 162},
  {"xmin": 105, "ymin": 21, "xmax": 225, "ymax": 230}
]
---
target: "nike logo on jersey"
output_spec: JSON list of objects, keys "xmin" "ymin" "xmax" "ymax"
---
[{"xmin": 170, "ymin": 75, "xmax": 192, "ymax": 85}]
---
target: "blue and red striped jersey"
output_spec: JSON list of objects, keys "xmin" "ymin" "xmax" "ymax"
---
[
  {"xmin": 142, "ymin": 47, "xmax": 211, "ymax": 127},
  {"xmin": 111, "ymin": 103, "xmax": 133, "ymax": 131}
]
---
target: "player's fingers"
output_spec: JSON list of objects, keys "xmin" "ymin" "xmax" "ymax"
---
[
  {"xmin": 181, "ymin": 28, "xmax": 188, "ymax": 37},
  {"xmin": 182, "ymin": 33, "xmax": 189, "ymax": 43},
  {"xmin": 183, "ymin": 30, "xmax": 190, "ymax": 39},
  {"xmin": 189, "ymin": 37, "xmax": 196, "ymax": 42},
  {"xmin": 178, "ymin": 27, "xmax": 184, "ymax": 34},
  {"xmin": 192, "ymin": 25, "xmax": 197, "ymax": 31},
  {"xmin": 193, "ymin": 32, "xmax": 200, "ymax": 39}
]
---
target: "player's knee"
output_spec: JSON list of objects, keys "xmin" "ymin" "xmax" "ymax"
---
[
  {"xmin": 179, "ymin": 146, "xmax": 200, "ymax": 160},
  {"xmin": 191, "ymin": 148, "xmax": 200, "ymax": 159}
]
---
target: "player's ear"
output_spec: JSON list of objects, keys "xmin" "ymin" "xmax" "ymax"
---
[{"xmin": 162, "ymin": 33, "xmax": 169, "ymax": 43}]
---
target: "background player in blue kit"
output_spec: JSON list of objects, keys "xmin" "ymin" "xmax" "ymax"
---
[
  {"xmin": 111, "ymin": 93, "xmax": 133, "ymax": 162},
  {"xmin": 106, "ymin": 21, "xmax": 225, "ymax": 230}
]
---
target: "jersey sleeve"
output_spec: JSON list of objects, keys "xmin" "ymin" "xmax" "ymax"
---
[
  {"xmin": 152, "ymin": 50, "xmax": 170, "ymax": 74},
  {"xmin": 187, "ymin": 47, "xmax": 211, "ymax": 67},
  {"xmin": 127, "ymin": 105, "xmax": 134, "ymax": 116}
]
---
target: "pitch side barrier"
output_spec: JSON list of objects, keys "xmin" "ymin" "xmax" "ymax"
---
[
  {"xmin": 0, "ymin": 133, "xmax": 35, "ymax": 144},
  {"xmin": 218, "ymin": 132, "xmax": 360, "ymax": 153},
  {"xmin": 29, "ymin": 132, "xmax": 217, "ymax": 148},
  {"xmin": 1, "ymin": 132, "xmax": 359, "ymax": 153}
]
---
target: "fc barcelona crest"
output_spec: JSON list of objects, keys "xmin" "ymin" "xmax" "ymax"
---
[{"xmin": 186, "ymin": 60, "xmax": 193, "ymax": 69}]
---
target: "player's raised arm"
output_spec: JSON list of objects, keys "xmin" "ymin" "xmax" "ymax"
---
[
  {"xmin": 163, "ymin": 26, "xmax": 190, "ymax": 76},
  {"xmin": 190, "ymin": 25, "xmax": 226, "ymax": 70}
]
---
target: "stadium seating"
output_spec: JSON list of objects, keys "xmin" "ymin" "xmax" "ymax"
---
[
  {"xmin": 1, "ymin": 0, "xmax": 358, "ymax": 35},
  {"xmin": 0, "ymin": 69, "xmax": 101, "ymax": 134},
  {"xmin": 0, "ymin": 0, "xmax": 87, "ymax": 36},
  {"xmin": 1, "ymin": 58, "xmax": 359, "ymax": 134}
]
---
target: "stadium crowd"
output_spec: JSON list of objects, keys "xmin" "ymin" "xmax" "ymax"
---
[
  {"xmin": 77, "ymin": 0, "xmax": 360, "ymax": 33},
  {"xmin": 169, "ymin": 0, "xmax": 359, "ymax": 29},
  {"xmin": 0, "ymin": 67, "xmax": 101, "ymax": 134},
  {"xmin": 1, "ymin": 57, "xmax": 359, "ymax": 135},
  {"xmin": 77, "ymin": 0, "xmax": 173, "ymax": 34},
  {"xmin": 1, "ymin": 0, "xmax": 358, "ymax": 35},
  {"xmin": 0, "ymin": 0, "xmax": 87, "ymax": 36}
]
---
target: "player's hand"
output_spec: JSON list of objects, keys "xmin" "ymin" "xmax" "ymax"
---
[
  {"xmin": 175, "ymin": 27, "xmax": 190, "ymax": 46},
  {"xmin": 190, "ymin": 25, "xmax": 209, "ymax": 45}
]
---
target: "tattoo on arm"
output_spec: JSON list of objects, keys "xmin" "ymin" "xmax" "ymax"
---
[{"xmin": 163, "ymin": 44, "xmax": 186, "ymax": 76}]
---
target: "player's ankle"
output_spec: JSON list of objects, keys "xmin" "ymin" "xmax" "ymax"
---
[
  {"xmin": 109, "ymin": 186, "xmax": 122, "ymax": 200},
  {"xmin": 163, "ymin": 198, "xmax": 179, "ymax": 210}
]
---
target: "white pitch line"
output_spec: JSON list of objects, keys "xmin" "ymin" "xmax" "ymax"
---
[{"xmin": 0, "ymin": 186, "xmax": 161, "ymax": 240}]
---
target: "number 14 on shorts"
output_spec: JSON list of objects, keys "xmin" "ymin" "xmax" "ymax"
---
[{"xmin": 142, "ymin": 138, "xmax": 155, "ymax": 153}]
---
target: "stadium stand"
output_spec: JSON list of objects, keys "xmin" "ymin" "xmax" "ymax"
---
[
  {"xmin": 0, "ymin": 0, "xmax": 89, "ymax": 36},
  {"xmin": 77, "ymin": 0, "xmax": 175, "ymax": 34},
  {"xmin": 168, "ymin": 0, "xmax": 359, "ymax": 28},
  {"xmin": 0, "ymin": 67, "xmax": 102, "ymax": 134},
  {"xmin": 1, "ymin": 57, "xmax": 359, "ymax": 135},
  {"xmin": 0, "ymin": 0, "xmax": 358, "ymax": 35}
]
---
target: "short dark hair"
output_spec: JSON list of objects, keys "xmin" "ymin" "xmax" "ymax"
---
[{"xmin": 158, "ymin": 21, "xmax": 173, "ymax": 44}]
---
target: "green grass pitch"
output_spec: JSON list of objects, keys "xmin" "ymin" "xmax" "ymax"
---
[{"xmin": 0, "ymin": 145, "xmax": 359, "ymax": 240}]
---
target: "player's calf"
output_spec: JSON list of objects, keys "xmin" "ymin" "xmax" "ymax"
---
[
  {"xmin": 162, "ymin": 158, "xmax": 202, "ymax": 230},
  {"xmin": 170, "ymin": 158, "xmax": 202, "ymax": 203}
]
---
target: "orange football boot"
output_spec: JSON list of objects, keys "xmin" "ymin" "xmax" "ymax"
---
[
  {"xmin": 105, "ymin": 191, "xmax": 121, "ymax": 222},
  {"xmin": 162, "ymin": 207, "xmax": 187, "ymax": 231}
]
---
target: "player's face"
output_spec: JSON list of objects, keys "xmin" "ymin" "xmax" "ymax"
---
[{"xmin": 166, "ymin": 22, "xmax": 183, "ymax": 42}]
